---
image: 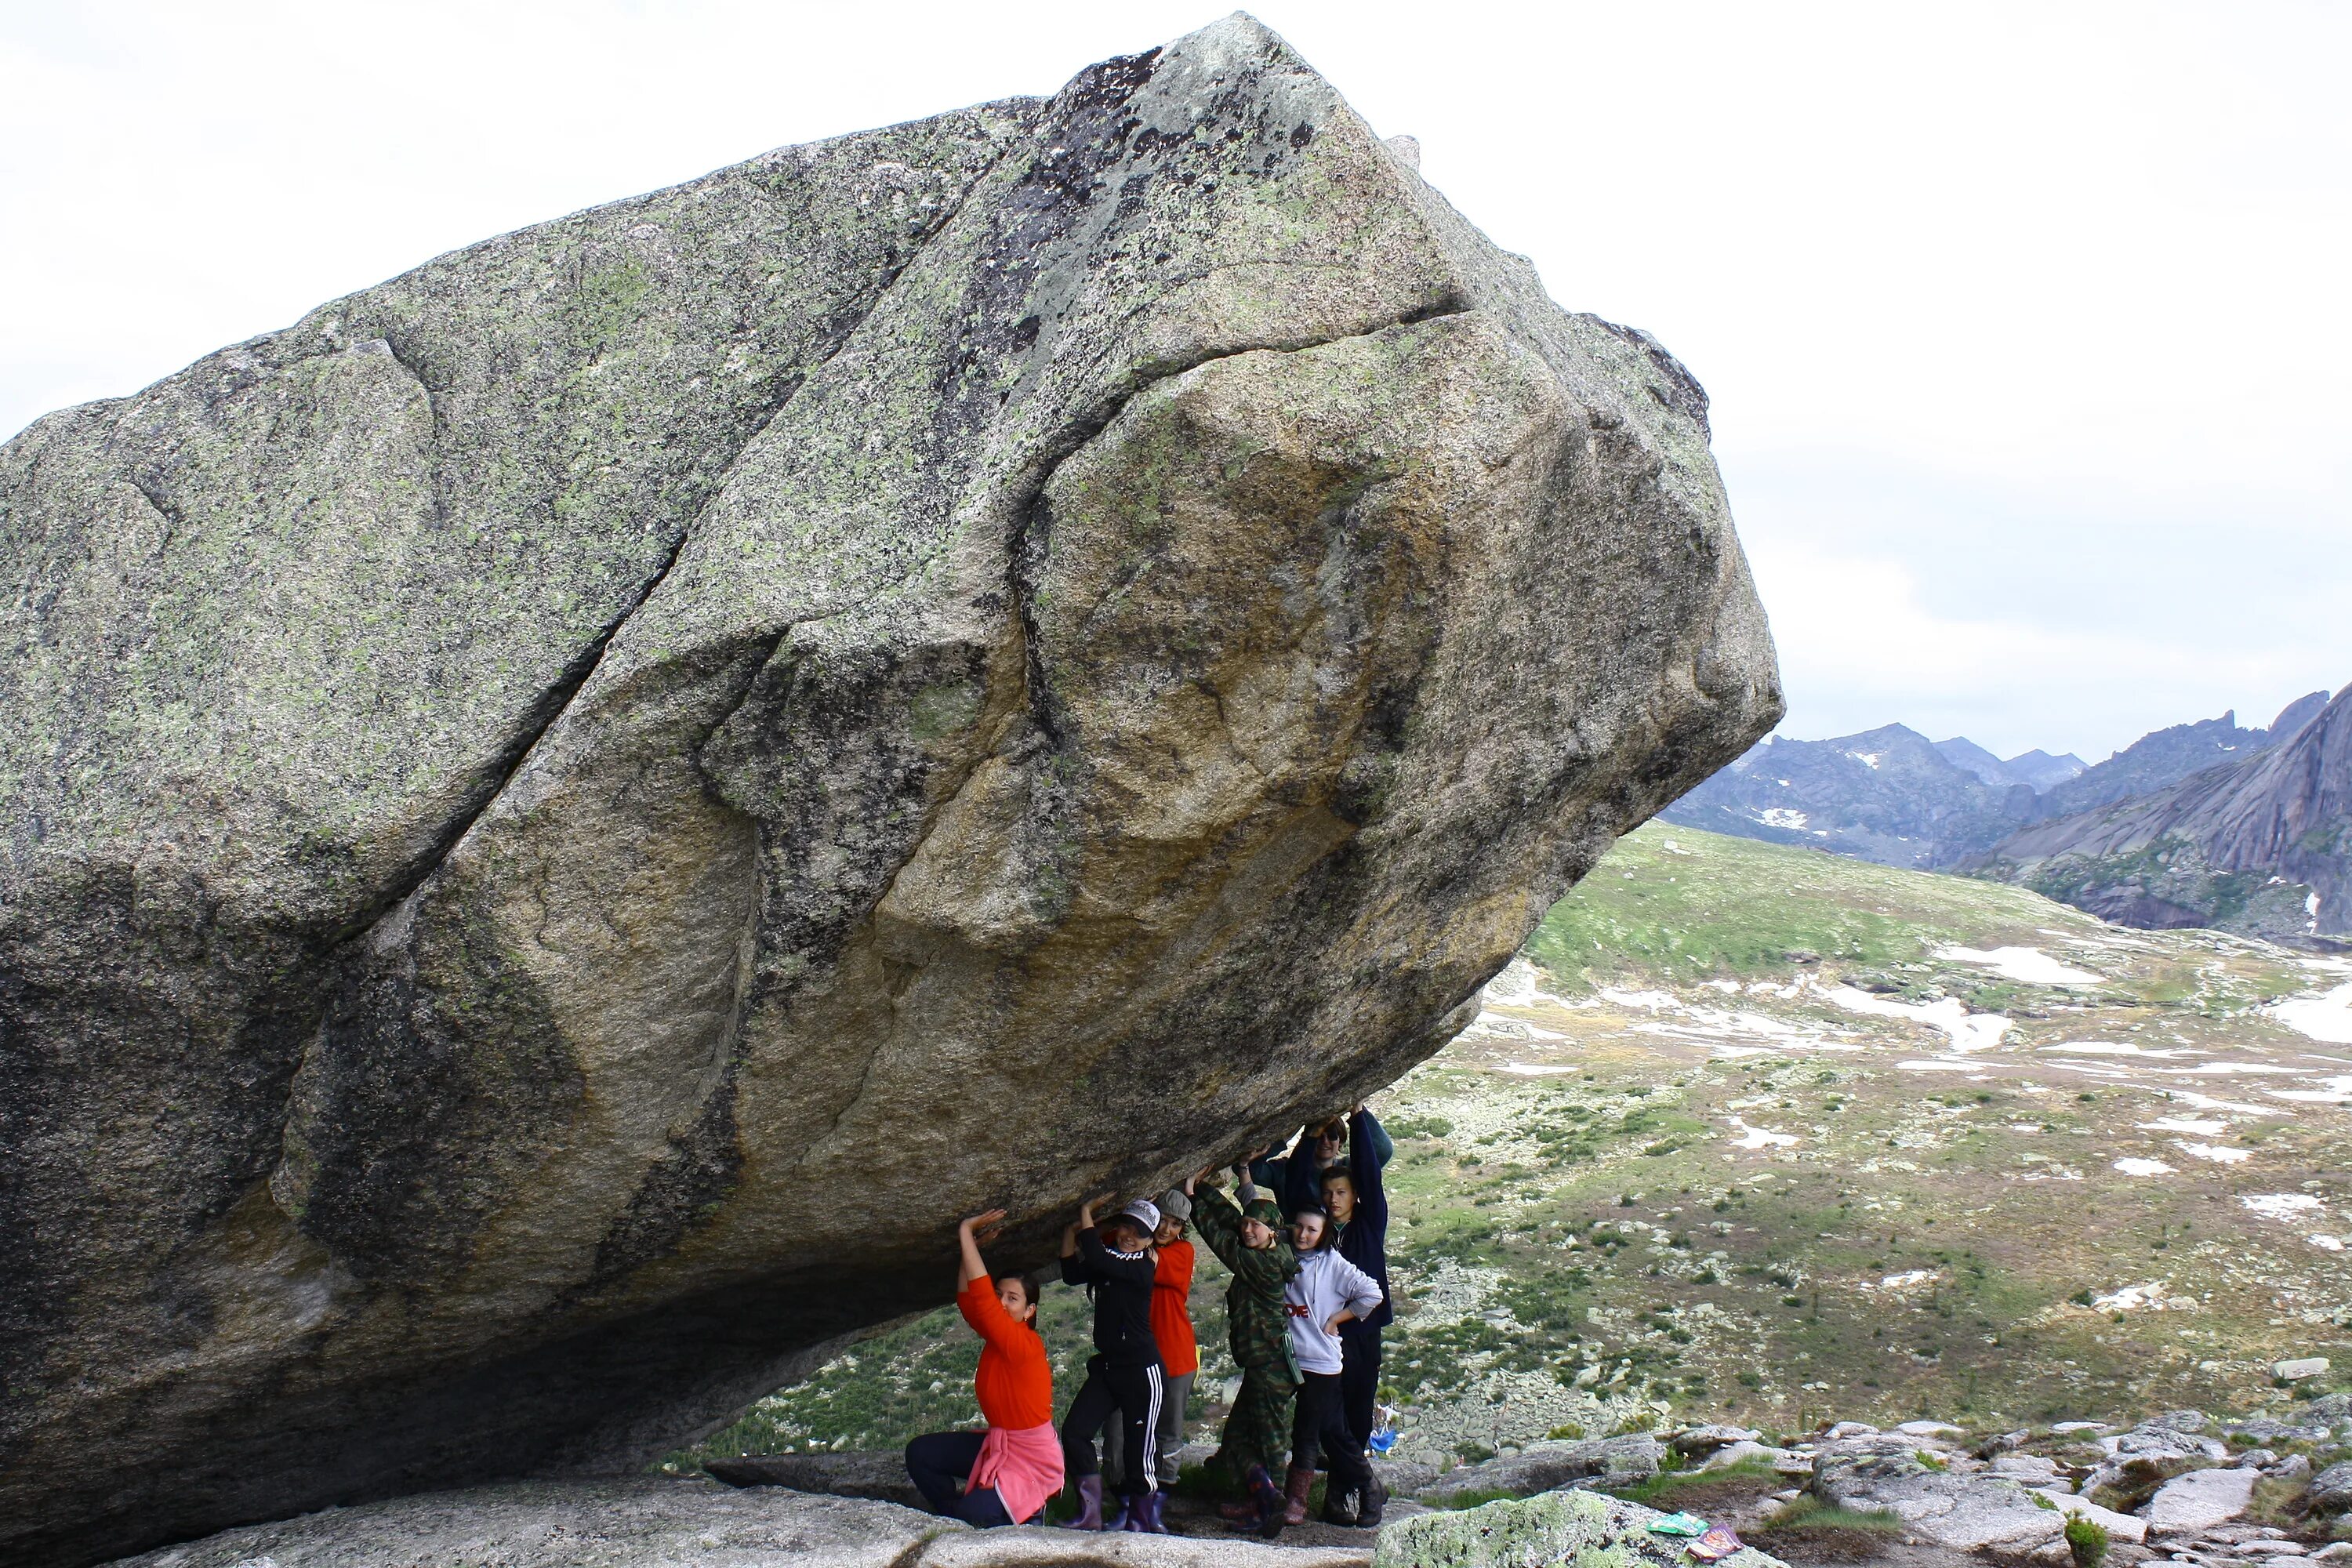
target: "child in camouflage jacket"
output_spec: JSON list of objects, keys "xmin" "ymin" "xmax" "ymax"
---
[{"xmin": 1191, "ymin": 1170, "xmax": 1301, "ymax": 1537}]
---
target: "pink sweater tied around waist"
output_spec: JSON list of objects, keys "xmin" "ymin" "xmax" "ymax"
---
[{"xmin": 969, "ymin": 1420, "xmax": 1063, "ymax": 1525}]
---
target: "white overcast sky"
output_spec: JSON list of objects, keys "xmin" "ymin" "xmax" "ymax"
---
[{"xmin": 5, "ymin": 1, "xmax": 2345, "ymax": 760}]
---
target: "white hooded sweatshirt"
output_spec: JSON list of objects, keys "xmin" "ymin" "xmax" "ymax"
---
[{"xmin": 1284, "ymin": 1247, "xmax": 1384, "ymax": 1375}]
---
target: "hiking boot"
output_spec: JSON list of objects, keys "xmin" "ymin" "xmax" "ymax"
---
[
  {"xmin": 1320, "ymin": 1484, "xmax": 1359, "ymax": 1526},
  {"xmin": 1060, "ymin": 1475, "xmax": 1104, "ymax": 1531},
  {"xmin": 1281, "ymin": 1464, "xmax": 1316, "ymax": 1526},
  {"xmin": 1356, "ymin": 1476, "xmax": 1388, "ymax": 1528}
]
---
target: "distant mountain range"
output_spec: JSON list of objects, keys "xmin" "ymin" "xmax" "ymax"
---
[
  {"xmin": 1658, "ymin": 687, "xmax": 2346, "ymax": 946},
  {"xmin": 1983, "ymin": 684, "xmax": 2351, "ymax": 946},
  {"xmin": 1659, "ymin": 722, "xmax": 2039, "ymax": 868},
  {"xmin": 1932, "ymin": 736, "xmax": 2087, "ymax": 793}
]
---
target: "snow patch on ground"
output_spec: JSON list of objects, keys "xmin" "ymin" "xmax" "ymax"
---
[
  {"xmin": 2271, "ymin": 981, "xmax": 2352, "ymax": 1044},
  {"xmin": 2173, "ymin": 1142, "xmax": 2251, "ymax": 1164},
  {"xmin": 2092, "ymin": 1282, "xmax": 2187, "ymax": 1312},
  {"xmin": 1480, "ymin": 958, "xmax": 1579, "ymax": 1011},
  {"xmin": 1727, "ymin": 1120, "xmax": 1798, "ymax": 1149},
  {"xmin": 2112, "ymin": 1157, "xmax": 2176, "ymax": 1176},
  {"xmin": 2165, "ymin": 1090, "xmax": 2288, "ymax": 1116},
  {"xmin": 2039, "ymin": 1041, "xmax": 2201, "ymax": 1059},
  {"xmin": 2139, "ymin": 1116, "xmax": 2230, "ymax": 1136},
  {"xmin": 1933, "ymin": 946, "xmax": 2104, "ymax": 986},
  {"xmin": 1599, "ymin": 988, "xmax": 1679, "ymax": 1012},
  {"xmin": 1858, "ymin": 1269, "xmax": 1940, "ymax": 1290},
  {"xmin": 2241, "ymin": 1194, "xmax": 2324, "ymax": 1221},
  {"xmin": 1462, "ymin": 1011, "xmax": 1568, "ymax": 1042},
  {"xmin": 2270, "ymin": 1075, "xmax": 2352, "ymax": 1104},
  {"xmin": 1757, "ymin": 808, "xmax": 1809, "ymax": 829},
  {"xmin": 1824, "ymin": 986, "xmax": 2010, "ymax": 1052}
]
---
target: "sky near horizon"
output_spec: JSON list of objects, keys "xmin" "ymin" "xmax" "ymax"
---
[{"xmin": 4, "ymin": 1, "xmax": 2344, "ymax": 763}]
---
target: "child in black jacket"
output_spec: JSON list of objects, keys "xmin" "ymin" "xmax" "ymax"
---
[{"xmin": 1057, "ymin": 1195, "xmax": 1168, "ymax": 1532}]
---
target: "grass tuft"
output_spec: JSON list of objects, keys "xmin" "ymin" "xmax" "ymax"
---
[{"xmin": 1753, "ymin": 1495, "xmax": 1907, "ymax": 1562}]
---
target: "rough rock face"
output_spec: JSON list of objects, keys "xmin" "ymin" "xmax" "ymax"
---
[
  {"xmin": 104, "ymin": 1480, "xmax": 1377, "ymax": 1568},
  {"xmin": 1812, "ymin": 1432, "xmax": 2071, "ymax": 1556},
  {"xmin": 1986, "ymin": 684, "xmax": 2351, "ymax": 945},
  {"xmin": 0, "ymin": 17, "xmax": 1779, "ymax": 1564}
]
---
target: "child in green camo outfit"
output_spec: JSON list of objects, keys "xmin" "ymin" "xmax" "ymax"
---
[{"xmin": 1190, "ymin": 1167, "xmax": 1301, "ymax": 1538}]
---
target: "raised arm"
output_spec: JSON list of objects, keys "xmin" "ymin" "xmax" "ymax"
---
[
  {"xmin": 1281, "ymin": 1123, "xmax": 1319, "ymax": 1217},
  {"xmin": 957, "ymin": 1210, "xmax": 1004, "ymax": 1290},
  {"xmin": 1191, "ymin": 1178, "xmax": 1246, "ymax": 1271},
  {"xmin": 1349, "ymin": 1108, "xmax": 1389, "ymax": 1236},
  {"xmin": 954, "ymin": 1210, "xmax": 1027, "ymax": 1352}
]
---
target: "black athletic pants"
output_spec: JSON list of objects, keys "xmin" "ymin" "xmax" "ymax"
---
[
  {"xmin": 1340, "ymin": 1330, "xmax": 1382, "ymax": 1454},
  {"xmin": 1289, "ymin": 1369, "xmax": 1371, "ymax": 1500},
  {"xmin": 903, "ymin": 1430, "xmax": 1016, "ymax": 1526},
  {"xmin": 1060, "ymin": 1355, "xmax": 1163, "ymax": 1498}
]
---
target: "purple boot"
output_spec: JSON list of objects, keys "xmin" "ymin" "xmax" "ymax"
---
[{"xmin": 1060, "ymin": 1475, "xmax": 1104, "ymax": 1530}]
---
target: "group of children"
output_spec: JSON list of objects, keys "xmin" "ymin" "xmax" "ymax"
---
[{"xmin": 904, "ymin": 1106, "xmax": 1394, "ymax": 1537}]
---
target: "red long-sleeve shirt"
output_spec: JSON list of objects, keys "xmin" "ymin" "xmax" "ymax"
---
[
  {"xmin": 1150, "ymin": 1239, "xmax": 1199, "ymax": 1377},
  {"xmin": 956, "ymin": 1275, "xmax": 1054, "ymax": 1431}
]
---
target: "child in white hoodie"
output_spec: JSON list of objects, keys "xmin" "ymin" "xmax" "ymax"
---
[{"xmin": 1277, "ymin": 1204, "xmax": 1384, "ymax": 1526}]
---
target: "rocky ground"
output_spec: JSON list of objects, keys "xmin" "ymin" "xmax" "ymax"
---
[
  {"xmin": 165, "ymin": 1399, "xmax": 2344, "ymax": 1567},
  {"xmin": 685, "ymin": 1401, "xmax": 2352, "ymax": 1568}
]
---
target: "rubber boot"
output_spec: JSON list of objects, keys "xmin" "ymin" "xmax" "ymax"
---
[
  {"xmin": 1281, "ymin": 1464, "xmax": 1316, "ymax": 1526},
  {"xmin": 1355, "ymin": 1475, "xmax": 1388, "ymax": 1529},
  {"xmin": 1102, "ymin": 1493, "xmax": 1128, "ymax": 1532},
  {"xmin": 1060, "ymin": 1475, "xmax": 1103, "ymax": 1531},
  {"xmin": 1244, "ymin": 1463, "xmax": 1287, "ymax": 1539},
  {"xmin": 1123, "ymin": 1490, "xmax": 1169, "ymax": 1534}
]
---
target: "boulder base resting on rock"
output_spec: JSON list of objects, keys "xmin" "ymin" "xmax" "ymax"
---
[
  {"xmin": 0, "ymin": 15, "xmax": 1778, "ymax": 1566},
  {"xmin": 103, "ymin": 1480, "xmax": 1378, "ymax": 1568},
  {"xmin": 701, "ymin": 1453, "xmax": 926, "ymax": 1512}
]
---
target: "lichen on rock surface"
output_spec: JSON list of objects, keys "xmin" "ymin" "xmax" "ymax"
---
[
  {"xmin": 1372, "ymin": 1489, "xmax": 1788, "ymax": 1568},
  {"xmin": 0, "ymin": 15, "xmax": 1779, "ymax": 1566}
]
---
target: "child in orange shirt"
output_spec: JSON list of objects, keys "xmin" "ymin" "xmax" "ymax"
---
[
  {"xmin": 904, "ymin": 1210, "xmax": 1064, "ymax": 1526},
  {"xmin": 1147, "ymin": 1186, "xmax": 1200, "ymax": 1486}
]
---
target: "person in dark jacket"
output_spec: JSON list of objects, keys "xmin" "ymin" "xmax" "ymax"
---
[
  {"xmin": 1057, "ymin": 1195, "xmax": 1168, "ymax": 1533},
  {"xmin": 1267, "ymin": 1109, "xmax": 1392, "ymax": 1212},
  {"xmin": 1283, "ymin": 1105, "xmax": 1394, "ymax": 1526}
]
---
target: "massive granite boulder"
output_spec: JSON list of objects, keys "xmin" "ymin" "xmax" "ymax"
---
[{"xmin": 0, "ymin": 16, "xmax": 1779, "ymax": 1565}]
